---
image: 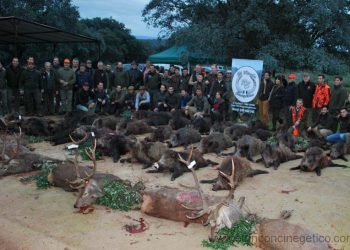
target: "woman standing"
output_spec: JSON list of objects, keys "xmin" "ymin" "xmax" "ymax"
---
[{"xmin": 269, "ymin": 76, "xmax": 285, "ymax": 131}]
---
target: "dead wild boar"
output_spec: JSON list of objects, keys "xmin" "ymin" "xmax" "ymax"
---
[
  {"xmin": 223, "ymin": 124, "xmax": 252, "ymax": 140},
  {"xmin": 260, "ymin": 144, "xmax": 303, "ymax": 169},
  {"xmin": 198, "ymin": 132, "xmax": 233, "ymax": 154},
  {"xmin": 168, "ymin": 127, "xmax": 201, "ymax": 148},
  {"xmin": 209, "ymin": 122, "xmax": 225, "ymax": 134},
  {"xmin": 148, "ymin": 148, "xmax": 217, "ymax": 180},
  {"xmin": 125, "ymin": 120, "xmax": 153, "ymax": 135},
  {"xmin": 192, "ymin": 116, "xmax": 212, "ymax": 134},
  {"xmin": 168, "ymin": 112, "xmax": 191, "ymax": 130},
  {"xmin": 145, "ymin": 125, "xmax": 172, "ymax": 142},
  {"xmin": 252, "ymin": 129, "xmax": 273, "ymax": 141},
  {"xmin": 200, "ymin": 156, "xmax": 268, "ymax": 191},
  {"xmin": 290, "ymin": 146, "xmax": 347, "ymax": 176},
  {"xmin": 120, "ymin": 140, "xmax": 168, "ymax": 169},
  {"xmin": 92, "ymin": 116, "xmax": 127, "ymax": 131},
  {"xmin": 329, "ymin": 141, "xmax": 350, "ymax": 162}
]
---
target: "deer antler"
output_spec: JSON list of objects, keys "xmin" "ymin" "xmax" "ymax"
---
[
  {"xmin": 12, "ymin": 127, "xmax": 22, "ymax": 159},
  {"xmin": 69, "ymin": 131, "xmax": 88, "ymax": 145},
  {"xmin": 178, "ymin": 147, "xmax": 211, "ymax": 219},
  {"xmin": 219, "ymin": 158, "xmax": 237, "ymax": 201},
  {"xmin": 84, "ymin": 139, "xmax": 97, "ymax": 179},
  {"xmin": 68, "ymin": 132, "xmax": 92, "ymax": 190}
]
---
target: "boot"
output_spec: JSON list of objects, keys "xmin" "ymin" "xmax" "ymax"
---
[{"xmin": 345, "ymin": 133, "xmax": 350, "ymax": 145}]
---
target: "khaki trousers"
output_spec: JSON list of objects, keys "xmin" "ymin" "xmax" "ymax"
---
[{"xmin": 258, "ymin": 99, "xmax": 269, "ymax": 125}]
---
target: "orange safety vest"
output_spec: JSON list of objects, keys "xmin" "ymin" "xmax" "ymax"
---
[
  {"xmin": 291, "ymin": 105, "xmax": 305, "ymax": 136},
  {"xmin": 312, "ymin": 83, "xmax": 330, "ymax": 109}
]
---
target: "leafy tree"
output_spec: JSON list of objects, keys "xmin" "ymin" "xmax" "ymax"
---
[{"xmin": 143, "ymin": 0, "xmax": 350, "ymax": 73}]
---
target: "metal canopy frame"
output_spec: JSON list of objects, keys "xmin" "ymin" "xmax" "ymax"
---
[{"xmin": 0, "ymin": 16, "xmax": 100, "ymax": 58}]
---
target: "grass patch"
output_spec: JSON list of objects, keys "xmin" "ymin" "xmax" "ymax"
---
[
  {"xmin": 293, "ymin": 136, "xmax": 309, "ymax": 152},
  {"xmin": 20, "ymin": 161, "xmax": 57, "ymax": 189},
  {"xmin": 202, "ymin": 216, "xmax": 257, "ymax": 250},
  {"xmin": 78, "ymin": 139, "xmax": 102, "ymax": 161},
  {"xmin": 96, "ymin": 180, "xmax": 144, "ymax": 211},
  {"xmin": 266, "ymin": 136, "xmax": 278, "ymax": 146}
]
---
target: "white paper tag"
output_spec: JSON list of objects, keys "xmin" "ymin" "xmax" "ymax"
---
[
  {"xmin": 188, "ymin": 160, "xmax": 196, "ymax": 169},
  {"xmin": 67, "ymin": 144, "xmax": 78, "ymax": 150},
  {"xmin": 91, "ymin": 132, "xmax": 95, "ymax": 137},
  {"xmin": 153, "ymin": 162, "xmax": 159, "ymax": 170},
  {"xmin": 19, "ymin": 115, "xmax": 22, "ymax": 120}
]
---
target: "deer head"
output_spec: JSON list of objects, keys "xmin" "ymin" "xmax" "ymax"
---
[
  {"xmin": 68, "ymin": 132, "xmax": 102, "ymax": 208},
  {"xmin": 178, "ymin": 152, "xmax": 244, "ymax": 242}
]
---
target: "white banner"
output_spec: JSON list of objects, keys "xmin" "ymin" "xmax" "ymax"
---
[{"xmin": 231, "ymin": 59, "xmax": 263, "ymax": 113}]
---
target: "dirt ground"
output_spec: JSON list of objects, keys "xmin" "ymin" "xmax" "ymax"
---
[{"xmin": 0, "ymin": 139, "xmax": 349, "ymax": 250}]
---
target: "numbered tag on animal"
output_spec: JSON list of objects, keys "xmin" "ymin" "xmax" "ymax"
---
[
  {"xmin": 67, "ymin": 144, "xmax": 78, "ymax": 150},
  {"xmin": 188, "ymin": 160, "xmax": 196, "ymax": 169}
]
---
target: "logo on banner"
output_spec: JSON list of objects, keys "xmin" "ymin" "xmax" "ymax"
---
[{"xmin": 232, "ymin": 66, "xmax": 259, "ymax": 103}]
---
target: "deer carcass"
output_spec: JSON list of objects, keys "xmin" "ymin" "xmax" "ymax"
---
[
  {"xmin": 48, "ymin": 134, "xmax": 127, "ymax": 208},
  {"xmin": 254, "ymin": 219, "xmax": 334, "ymax": 250},
  {"xmin": 178, "ymin": 149, "xmax": 245, "ymax": 241},
  {"xmin": 200, "ymin": 156, "xmax": 268, "ymax": 191},
  {"xmin": 0, "ymin": 129, "xmax": 58, "ymax": 176}
]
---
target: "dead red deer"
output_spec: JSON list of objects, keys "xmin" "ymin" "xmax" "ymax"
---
[
  {"xmin": 178, "ymin": 148, "xmax": 245, "ymax": 241},
  {"xmin": 48, "ymin": 132, "xmax": 126, "ymax": 208}
]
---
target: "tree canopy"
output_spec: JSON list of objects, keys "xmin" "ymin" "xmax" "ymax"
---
[
  {"xmin": 0, "ymin": 0, "xmax": 147, "ymax": 64},
  {"xmin": 143, "ymin": 0, "xmax": 350, "ymax": 74}
]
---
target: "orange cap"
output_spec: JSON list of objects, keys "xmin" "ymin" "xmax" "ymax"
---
[
  {"xmin": 64, "ymin": 58, "xmax": 70, "ymax": 64},
  {"xmin": 288, "ymin": 73, "xmax": 296, "ymax": 80}
]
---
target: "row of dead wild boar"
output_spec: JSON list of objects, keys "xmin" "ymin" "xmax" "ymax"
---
[{"xmin": 0, "ymin": 110, "xmax": 348, "ymax": 250}]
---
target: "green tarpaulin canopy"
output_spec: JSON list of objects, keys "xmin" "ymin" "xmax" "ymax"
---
[{"xmin": 149, "ymin": 46, "xmax": 212, "ymax": 64}]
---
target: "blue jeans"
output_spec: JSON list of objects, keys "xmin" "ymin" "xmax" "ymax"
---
[{"xmin": 326, "ymin": 133, "xmax": 346, "ymax": 142}]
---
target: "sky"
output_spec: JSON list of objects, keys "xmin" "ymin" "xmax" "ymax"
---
[{"xmin": 72, "ymin": 0, "xmax": 161, "ymax": 38}]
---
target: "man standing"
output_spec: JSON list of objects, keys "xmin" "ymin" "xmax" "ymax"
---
[
  {"xmin": 209, "ymin": 71, "xmax": 227, "ymax": 101},
  {"xmin": 169, "ymin": 67, "xmax": 181, "ymax": 92},
  {"xmin": 0, "ymin": 61, "xmax": 9, "ymax": 115},
  {"xmin": 296, "ymin": 73, "xmax": 316, "ymax": 127},
  {"xmin": 52, "ymin": 57, "xmax": 61, "ymax": 114},
  {"xmin": 329, "ymin": 76, "xmax": 348, "ymax": 115},
  {"xmin": 41, "ymin": 62, "xmax": 57, "ymax": 115},
  {"xmin": 6, "ymin": 57, "xmax": 22, "ymax": 113},
  {"xmin": 19, "ymin": 58, "xmax": 42, "ymax": 116},
  {"xmin": 57, "ymin": 59, "xmax": 76, "ymax": 114},
  {"xmin": 93, "ymin": 61, "xmax": 107, "ymax": 89},
  {"xmin": 128, "ymin": 61, "xmax": 143, "ymax": 89},
  {"xmin": 283, "ymin": 74, "xmax": 297, "ymax": 127},
  {"xmin": 114, "ymin": 62, "xmax": 129, "ymax": 89},
  {"xmin": 145, "ymin": 65, "xmax": 161, "ymax": 102},
  {"xmin": 179, "ymin": 67, "xmax": 190, "ymax": 93},
  {"xmin": 76, "ymin": 63, "xmax": 92, "ymax": 89},
  {"xmin": 72, "ymin": 58, "xmax": 79, "ymax": 72},
  {"xmin": 258, "ymin": 71, "xmax": 273, "ymax": 125},
  {"xmin": 105, "ymin": 64, "xmax": 115, "ymax": 91},
  {"xmin": 312, "ymin": 74, "xmax": 331, "ymax": 119}
]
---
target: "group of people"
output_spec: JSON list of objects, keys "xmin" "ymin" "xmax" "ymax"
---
[
  {"xmin": 259, "ymin": 71, "xmax": 350, "ymax": 143},
  {"xmin": 0, "ymin": 56, "xmax": 349, "ymax": 143},
  {"xmin": 0, "ymin": 58, "xmax": 234, "ymax": 123}
]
